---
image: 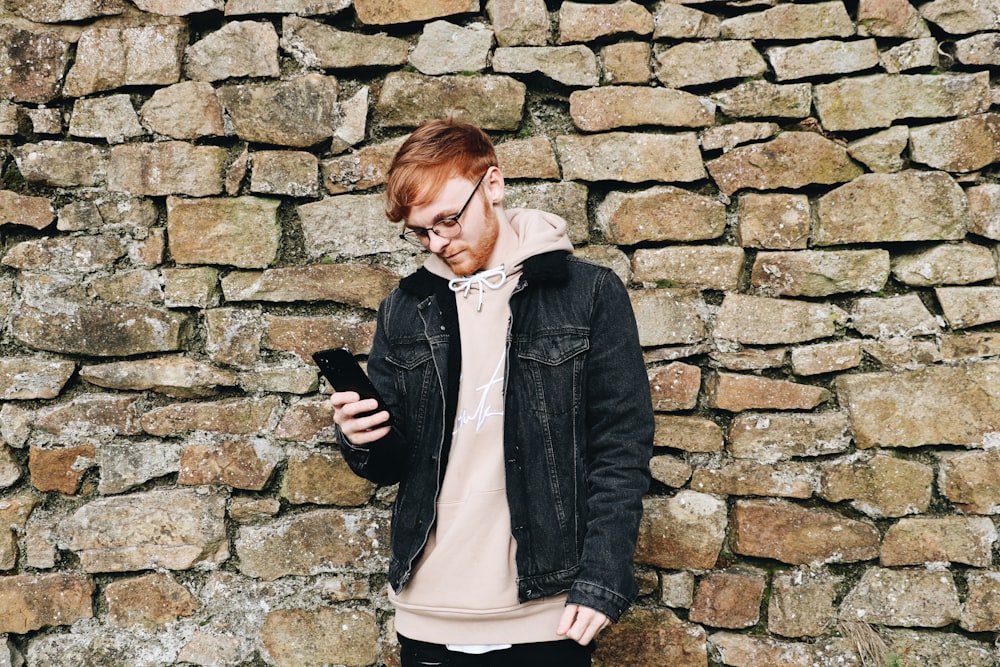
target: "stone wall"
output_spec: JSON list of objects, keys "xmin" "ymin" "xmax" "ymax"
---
[{"xmin": 2, "ymin": 0, "xmax": 1000, "ymax": 665}]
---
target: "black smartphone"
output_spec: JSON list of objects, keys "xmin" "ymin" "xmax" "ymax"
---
[{"xmin": 312, "ymin": 348, "xmax": 389, "ymax": 418}]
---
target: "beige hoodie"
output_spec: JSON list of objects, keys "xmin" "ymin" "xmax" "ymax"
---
[{"xmin": 391, "ymin": 209, "xmax": 574, "ymax": 646}]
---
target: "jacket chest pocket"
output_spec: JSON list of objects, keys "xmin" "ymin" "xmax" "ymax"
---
[
  {"xmin": 386, "ymin": 340, "xmax": 439, "ymax": 435},
  {"xmin": 514, "ymin": 331, "xmax": 589, "ymax": 416}
]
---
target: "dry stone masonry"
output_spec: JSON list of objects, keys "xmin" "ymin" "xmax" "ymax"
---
[{"xmin": 2, "ymin": 0, "xmax": 1000, "ymax": 665}]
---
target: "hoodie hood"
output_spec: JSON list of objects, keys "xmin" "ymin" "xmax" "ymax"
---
[{"xmin": 423, "ymin": 208, "xmax": 574, "ymax": 282}]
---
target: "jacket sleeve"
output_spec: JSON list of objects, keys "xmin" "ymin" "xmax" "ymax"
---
[
  {"xmin": 337, "ymin": 294, "xmax": 410, "ymax": 486},
  {"xmin": 566, "ymin": 270, "xmax": 654, "ymax": 621}
]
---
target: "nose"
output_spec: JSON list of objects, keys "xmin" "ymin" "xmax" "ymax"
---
[{"xmin": 426, "ymin": 231, "xmax": 450, "ymax": 254}]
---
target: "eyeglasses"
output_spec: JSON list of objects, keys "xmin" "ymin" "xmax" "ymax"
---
[{"xmin": 399, "ymin": 172, "xmax": 487, "ymax": 248}]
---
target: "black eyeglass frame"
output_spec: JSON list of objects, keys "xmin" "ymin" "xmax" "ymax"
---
[{"xmin": 398, "ymin": 171, "xmax": 488, "ymax": 248}]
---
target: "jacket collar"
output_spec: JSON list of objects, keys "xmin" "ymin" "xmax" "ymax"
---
[{"xmin": 399, "ymin": 250, "xmax": 571, "ymax": 298}]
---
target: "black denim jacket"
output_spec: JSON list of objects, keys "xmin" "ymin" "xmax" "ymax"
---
[{"xmin": 339, "ymin": 250, "xmax": 654, "ymax": 622}]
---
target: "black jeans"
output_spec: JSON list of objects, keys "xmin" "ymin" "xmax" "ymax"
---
[{"xmin": 398, "ymin": 635, "xmax": 593, "ymax": 667}]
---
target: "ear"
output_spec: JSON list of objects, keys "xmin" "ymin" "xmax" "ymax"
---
[{"xmin": 483, "ymin": 166, "xmax": 505, "ymax": 205}]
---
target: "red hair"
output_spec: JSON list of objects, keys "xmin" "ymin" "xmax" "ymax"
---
[{"xmin": 385, "ymin": 118, "xmax": 498, "ymax": 223}]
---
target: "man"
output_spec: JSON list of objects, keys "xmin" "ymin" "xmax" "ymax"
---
[{"xmin": 331, "ymin": 118, "xmax": 654, "ymax": 667}]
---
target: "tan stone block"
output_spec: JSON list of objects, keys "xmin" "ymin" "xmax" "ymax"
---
[
  {"xmin": 837, "ymin": 361, "xmax": 1000, "ymax": 448},
  {"xmin": 354, "ymin": 0, "xmax": 476, "ymax": 24},
  {"xmin": 598, "ymin": 186, "xmax": 726, "ymax": 244},
  {"xmin": 229, "ymin": 496, "xmax": 281, "ymax": 523},
  {"xmin": 751, "ymin": 249, "xmax": 890, "ymax": 297},
  {"xmin": 236, "ymin": 508, "xmax": 390, "ymax": 579},
  {"xmin": 218, "ymin": 74, "xmax": 339, "ymax": 148},
  {"xmin": 942, "ymin": 331, "xmax": 1000, "ymax": 360},
  {"xmin": 653, "ymin": 4, "xmax": 721, "ymax": 39},
  {"xmin": 721, "ymin": 1, "xmax": 854, "ymax": 39},
  {"xmin": 881, "ymin": 36, "xmax": 940, "ymax": 73},
  {"xmin": 60, "ymin": 488, "xmax": 228, "ymax": 573},
  {"xmin": 633, "ymin": 246, "xmax": 744, "ymax": 290},
  {"xmin": 569, "ymin": 86, "xmax": 715, "ymax": 132},
  {"xmin": 283, "ymin": 16, "xmax": 407, "ymax": 71},
  {"xmin": 659, "ymin": 571, "xmax": 695, "ymax": 608},
  {"xmin": 377, "ymin": 72, "xmax": 526, "ymax": 131},
  {"xmin": 14, "ymin": 140, "xmax": 109, "ymax": 188},
  {"xmin": 250, "ymin": 150, "xmax": 319, "ymax": 198},
  {"xmin": 937, "ymin": 286, "xmax": 1000, "ymax": 329},
  {"xmin": 495, "ymin": 137, "xmax": 560, "ymax": 180},
  {"xmin": 848, "ymin": 125, "xmax": 909, "ymax": 173},
  {"xmin": 814, "ymin": 72, "xmax": 990, "ymax": 131},
  {"xmin": 649, "ymin": 454, "xmax": 692, "ymax": 488},
  {"xmin": 3, "ymin": 234, "xmax": 126, "ymax": 272},
  {"xmin": 767, "ymin": 39, "xmax": 880, "ymax": 81},
  {"xmin": 711, "ymin": 81, "xmax": 812, "ymax": 119},
  {"xmin": 921, "ymin": 0, "xmax": 1000, "ymax": 34},
  {"xmin": 768, "ymin": 568, "xmax": 840, "ymax": 638},
  {"xmin": 728, "ymin": 412, "xmax": 852, "ymax": 462},
  {"xmin": 226, "ymin": 0, "xmax": 349, "ymax": 15},
  {"xmin": 910, "ymin": 113, "xmax": 1000, "ymax": 172},
  {"xmin": 630, "ymin": 289, "xmax": 705, "ymax": 347},
  {"xmin": 96, "ymin": 440, "xmax": 182, "ymax": 496},
  {"xmin": 167, "ymin": 195, "xmax": 280, "ymax": 269},
  {"xmin": 0, "ymin": 191, "xmax": 54, "ymax": 230},
  {"xmin": 205, "ymin": 308, "xmax": 264, "ymax": 368},
  {"xmin": 892, "ymin": 243, "xmax": 996, "ymax": 286},
  {"xmin": 714, "ymin": 294, "xmax": 846, "ymax": 345},
  {"xmin": 64, "ymin": 20, "xmax": 187, "ymax": 97},
  {"xmin": 815, "ymin": 171, "xmax": 968, "ymax": 246},
  {"xmin": 262, "ymin": 607, "xmax": 379, "ymax": 667},
  {"xmin": 655, "ymin": 41, "xmax": 766, "ymax": 89},
  {"xmin": 140, "ymin": 396, "xmax": 282, "ymax": 437},
  {"xmin": 0, "ymin": 25, "xmax": 72, "ymax": 104},
  {"xmin": 962, "ymin": 571, "xmax": 1000, "ymax": 632},
  {"xmin": 690, "ymin": 569, "xmax": 766, "ymax": 629},
  {"xmin": 709, "ymin": 347, "xmax": 787, "ymax": 371},
  {"xmin": 882, "ymin": 516, "xmax": 995, "ymax": 567},
  {"xmin": 850, "ymin": 294, "xmax": 939, "ymax": 338},
  {"xmin": 68, "ymin": 94, "xmax": 143, "ymax": 143},
  {"xmin": 653, "ymin": 414, "xmax": 723, "ymax": 452},
  {"xmin": 28, "ymin": 445, "xmax": 95, "ymax": 494},
  {"xmin": 105, "ymin": 572, "xmax": 199, "ymax": 630},
  {"xmin": 858, "ymin": 0, "xmax": 931, "ymax": 37},
  {"xmin": 177, "ymin": 630, "xmax": 243, "ymax": 667},
  {"xmin": 0, "ymin": 358, "xmax": 74, "ymax": 400},
  {"xmin": 493, "ymin": 45, "xmax": 599, "ymax": 87},
  {"xmin": 593, "ymin": 607, "xmax": 707, "ymax": 667},
  {"xmin": 33, "ymin": 394, "xmax": 142, "ymax": 437},
  {"xmin": 711, "ymin": 632, "xmax": 818, "ymax": 666},
  {"xmin": 861, "ymin": 337, "xmax": 942, "ymax": 368},
  {"xmin": 131, "ymin": 227, "xmax": 166, "ymax": 267},
  {"xmin": 410, "ymin": 20, "xmax": 493, "ymax": 75},
  {"xmin": 0, "ymin": 493, "xmax": 38, "ymax": 569},
  {"xmin": 557, "ymin": 132, "xmax": 705, "ymax": 183},
  {"xmin": 90, "ymin": 269, "xmax": 164, "ymax": 304},
  {"xmin": 179, "ymin": 439, "xmax": 281, "ymax": 490},
  {"xmin": 26, "ymin": 107, "xmax": 62, "ymax": 135},
  {"xmin": 956, "ymin": 32, "xmax": 1000, "ymax": 64},
  {"xmin": 648, "ymin": 362, "xmax": 701, "ymax": 412},
  {"xmin": 790, "ymin": 340, "xmax": 862, "ymax": 376},
  {"xmin": 0, "ymin": 446, "xmax": 21, "ymax": 490},
  {"xmin": 732, "ymin": 499, "xmax": 880, "ymax": 565},
  {"xmin": 265, "ymin": 315, "xmax": 376, "ymax": 364},
  {"xmin": 559, "ymin": 1, "xmax": 652, "ymax": 43},
  {"xmin": 281, "ymin": 449, "xmax": 376, "ymax": 505},
  {"xmin": 691, "ymin": 460, "xmax": 815, "ymax": 499},
  {"xmin": 239, "ymin": 364, "xmax": 319, "ymax": 395},
  {"xmin": 707, "ymin": 132, "xmax": 863, "ymax": 196},
  {"xmin": 163, "ymin": 267, "xmax": 220, "ymax": 308},
  {"xmin": 486, "ymin": 0, "xmax": 549, "ymax": 46},
  {"xmin": 600, "ymin": 42, "xmax": 651, "ymax": 84},
  {"xmin": 321, "ymin": 138, "xmax": 404, "ymax": 194},
  {"xmin": 109, "ymin": 141, "xmax": 227, "ymax": 197},
  {"xmin": 840, "ymin": 567, "xmax": 960, "ymax": 628},
  {"xmin": 635, "ymin": 492, "xmax": 727, "ymax": 569},
  {"xmin": 819, "ymin": 453, "xmax": 933, "ymax": 518},
  {"xmin": 940, "ymin": 449, "xmax": 1000, "ymax": 514},
  {"xmin": 221, "ymin": 264, "xmax": 399, "ymax": 311},
  {"xmin": 186, "ymin": 20, "xmax": 279, "ymax": 82},
  {"xmin": 968, "ymin": 183, "xmax": 1000, "ymax": 239},
  {"xmin": 140, "ymin": 80, "xmax": 225, "ymax": 140},
  {"xmin": 700, "ymin": 121, "xmax": 779, "ymax": 153},
  {"xmin": 706, "ymin": 372, "xmax": 829, "ymax": 412},
  {"xmin": 0, "ymin": 573, "xmax": 94, "ymax": 634}
]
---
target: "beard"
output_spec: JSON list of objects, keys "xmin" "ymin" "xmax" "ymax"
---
[{"xmin": 447, "ymin": 199, "xmax": 499, "ymax": 277}]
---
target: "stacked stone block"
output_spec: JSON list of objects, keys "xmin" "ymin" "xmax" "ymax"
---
[{"xmin": 2, "ymin": 0, "xmax": 1000, "ymax": 665}]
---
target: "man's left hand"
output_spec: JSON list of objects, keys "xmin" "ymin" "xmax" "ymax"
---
[{"xmin": 556, "ymin": 604, "xmax": 611, "ymax": 646}]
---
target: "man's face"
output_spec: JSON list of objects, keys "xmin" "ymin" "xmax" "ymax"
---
[{"xmin": 404, "ymin": 172, "xmax": 499, "ymax": 277}]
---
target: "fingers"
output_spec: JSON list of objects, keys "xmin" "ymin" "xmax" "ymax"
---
[
  {"xmin": 556, "ymin": 604, "xmax": 611, "ymax": 646},
  {"xmin": 331, "ymin": 392, "xmax": 391, "ymax": 444}
]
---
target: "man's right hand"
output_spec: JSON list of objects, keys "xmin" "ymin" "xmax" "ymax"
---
[{"xmin": 331, "ymin": 391, "xmax": 392, "ymax": 445}]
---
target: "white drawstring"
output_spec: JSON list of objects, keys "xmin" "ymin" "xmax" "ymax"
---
[{"xmin": 448, "ymin": 265, "xmax": 507, "ymax": 312}]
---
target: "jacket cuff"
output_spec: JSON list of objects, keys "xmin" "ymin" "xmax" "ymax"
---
[{"xmin": 566, "ymin": 579, "xmax": 632, "ymax": 622}]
